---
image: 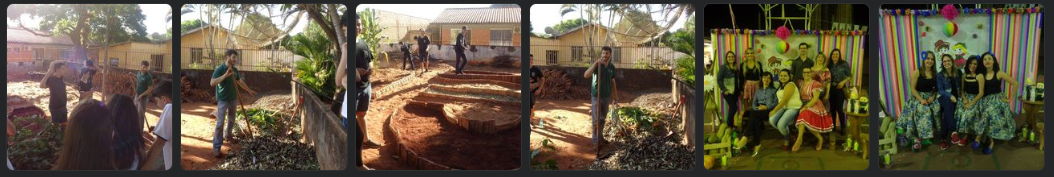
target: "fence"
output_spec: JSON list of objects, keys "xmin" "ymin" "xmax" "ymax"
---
[
  {"xmin": 673, "ymin": 79, "xmax": 696, "ymax": 148},
  {"xmin": 179, "ymin": 47, "xmax": 301, "ymax": 72},
  {"xmin": 529, "ymin": 45, "xmax": 685, "ymax": 69},
  {"xmin": 293, "ymin": 81, "xmax": 347, "ymax": 170},
  {"xmin": 100, "ymin": 50, "xmax": 172, "ymax": 73}
]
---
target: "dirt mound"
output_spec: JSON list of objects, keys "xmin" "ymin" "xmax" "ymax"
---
[{"xmin": 390, "ymin": 103, "xmax": 520, "ymax": 170}]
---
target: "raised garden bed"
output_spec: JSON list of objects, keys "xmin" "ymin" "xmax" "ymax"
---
[{"xmin": 388, "ymin": 102, "xmax": 520, "ymax": 170}]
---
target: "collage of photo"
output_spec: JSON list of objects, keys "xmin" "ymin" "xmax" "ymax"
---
[{"xmin": 1, "ymin": 2, "xmax": 1047, "ymax": 173}]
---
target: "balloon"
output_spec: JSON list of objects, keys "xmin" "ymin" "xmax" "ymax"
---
[
  {"xmin": 944, "ymin": 22, "xmax": 959, "ymax": 37},
  {"xmin": 777, "ymin": 41, "xmax": 791, "ymax": 54}
]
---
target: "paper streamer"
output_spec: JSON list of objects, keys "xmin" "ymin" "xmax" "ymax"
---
[
  {"xmin": 710, "ymin": 30, "xmax": 866, "ymax": 119},
  {"xmin": 880, "ymin": 11, "xmax": 1041, "ymax": 117}
]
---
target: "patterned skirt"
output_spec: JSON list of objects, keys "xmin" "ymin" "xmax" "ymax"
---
[
  {"xmin": 896, "ymin": 92, "xmax": 940, "ymax": 140},
  {"xmin": 954, "ymin": 93, "xmax": 982, "ymax": 134},
  {"xmin": 975, "ymin": 93, "xmax": 1016, "ymax": 140},
  {"xmin": 797, "ymin": 99, "xmax": 834, "ymax": 132},
  {"xmin": 741, "ymin": 80, "xmax": 760, "ymax": 103}
]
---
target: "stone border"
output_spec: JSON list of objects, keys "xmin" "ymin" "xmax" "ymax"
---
[
  {"xmin": 429, "ymin": 84, "xmax": 520, "ymax": 98},
  {"xmin": 430, "ymin": 77, "xmax": 519, "ymax": 90},
  {"xmin": 437, "ymin": 73, "xmax": 520, "ymax": 84}
]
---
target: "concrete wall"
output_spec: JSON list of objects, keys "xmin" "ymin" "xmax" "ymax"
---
[
  {"xmin": 294, "ymin": 82, "xmax": 347, "ymax": 170},
  {"xmin": 182, "ymin": 69, "xmax": 292, "ymax": 95}
]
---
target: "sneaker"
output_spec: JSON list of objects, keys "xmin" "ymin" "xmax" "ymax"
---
[
  {"xmin": 364, "ymin": 140, "xmax": 382, "ymax": 149},
  {"xmin": 950, "ymin": 132, "xmax": 961, "ymax": 145},
  {"xmin": 957, "ymin": 135, "xmax": 970, "ymax": 146},
  {"xmin": 971, "ymin": 141, "xmax": 982, "ymax": 149},
  {"xmin": 939, "ymin": 142, "xmax": 950, "ymax": 150},
  {"xmin": 911, "ymin": 139, "xmax": 922, "ymax": 152},
  {"xmin": 213, "ymin": 150, "xmax": 225, "ymax": 158},
  {"xmin": 982, "ymin": 146, "xmax": 994, "ymax": 154}
]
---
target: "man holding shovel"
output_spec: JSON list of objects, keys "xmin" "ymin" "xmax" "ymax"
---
[
  {"xmin": 584, "ymin": 46, "xmax": 619, "ymax": 157},
  {"xmin": 209, "ymin": 50, "xmax": 256, "ymax": 158}
]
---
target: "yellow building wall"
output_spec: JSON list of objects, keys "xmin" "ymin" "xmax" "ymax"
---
[{"xmin": 436, "ymin": 24, "xmax": 521, "ymax": 46}]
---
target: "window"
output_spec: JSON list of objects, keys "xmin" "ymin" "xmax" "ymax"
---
[
  {"xmin": 571, "ymin": 46, "xmax": 584, "ymax": 61},
  {"xmin": 61, "ymin": 49, "xmax": 72, "ymax": 59},
  {"xmin": 191, "ymin": 48, "xmax": 203, "ymax": 63},
  {"xmin": 490, "ymin": 29, "xmax": 513, "ymax": 46},
  {"xmin": 151, "ymin": 54, "xmax": 164, "ymax": 72},
  {"xmin": 545, "ymin": 50, "xmax": 558, "ymax": 65},
  {"xmin": 450, "ymin": 29, "xmax": 470, "ymax": 45},
  {"xmin": 611, "ymin": 47, "xmax": 622, "ymax": 63},
  {"xmin": 109, "ymin": 58, "xmax": 119, "ymax": 67}
]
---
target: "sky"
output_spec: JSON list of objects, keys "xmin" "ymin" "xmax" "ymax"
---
[
  {"xmin": 181, "ymin": 4, "xmax": 331, "ymax": 36},
  {"xmin": 7, "ymin": 4, "xmax": 172, "ymax": 35},
  {"xmin": 530, "ymin": 4, "xmax": 690, "ymax": 34},
  {"xmin": 355, "ymin": 4, "xmax": 494, "ymax": 20}
]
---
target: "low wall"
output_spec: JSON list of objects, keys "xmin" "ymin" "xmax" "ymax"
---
[
  {"xmin": 294, "ymin": 82, "xmax": 348, "ymax": 170},
  {"xmin": 537, "ymin": 66, "xmax": 673, "ymax": 94},
  {"xmin": 182, "ymin": 69, "xmax": 292, "ymax": 94}
]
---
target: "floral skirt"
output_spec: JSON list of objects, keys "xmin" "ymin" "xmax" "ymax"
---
[
  {"xmin": 975, "ymin": 93, "xmax": 1016, "ymax": 140},
  {"xmin": 896, "ymin": 92, "xmax": 940, "ymax": 140},
  {"xmin": 954, "ymin": 93, "xmax": 981, "ymax": 134}
]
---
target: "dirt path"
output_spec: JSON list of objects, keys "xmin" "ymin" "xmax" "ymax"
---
[
  {"xmin": 528, "ymin": 98, "xmax": 635, "ymax": 170},
  {"xmin": 179, "ymin": 102, "xmax": 242, "ymax": 170}
]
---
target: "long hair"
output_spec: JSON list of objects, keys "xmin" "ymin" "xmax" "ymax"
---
[
  {"xmin": 108, "ymin": 94, "xmax": 143, "ymax": 170},
  {"xmin": 981, "ymin": 52, "xmax": 1000, "ymax": 73},
  {"xmin": 830, "ymin": 48, "xmax": 844, "ymax": 65},
  {"xmin": 53, "ymin": 99, "xmax": 116, "ymax": 170},
  {"xmin": 940, "ymin": 54, "xmax": 959, "ymax": 78},
  {"xmin": 964, "ymin": 55, "xmax": 986, "ymax": 75},
  {"xmin": 920, "ymin": 51, "xmax": 937, "ymax": 77},
  {"xmin": 777, "ymin": 69, "xmax": 794, "ymax": 90},
  {"xmin": 724, "ymin": 51, "xmax": 737, "ymax": 65}
]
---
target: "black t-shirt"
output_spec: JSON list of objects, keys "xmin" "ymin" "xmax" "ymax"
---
[
  {"xmin": 46, "ymin": 76, "xmax": 67, "ymax": 110},
  {"xmin": 400, "ymin": 44, "xmax": 411, "ymax": 54},
  {"xmin": 530, "ymin": 66, "xmax": 543, "ymax": 94},
  {"xmin": 455, "ymin": 33, "xmax": 466, "ymax": 49},
  {"xmin": 356, "ymin": 41, "xmax": 374, "ymax": 89},
  {"xmin": 417, "ymin": 36, "xmax": 430, "ymax": 51},
  {"xmin": 80, "ymin": 68, "xmax": 96, "ymax": 84}
]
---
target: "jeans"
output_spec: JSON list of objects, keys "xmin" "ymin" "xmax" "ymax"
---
[
  {"xmin": 402, "ymin": 53, "xmax": 414, "ymax": 70},
  {"xmin": 135, "ymin": 95, "xmax": 149, "ymax": 131},
  {"xmin": 454, "ymin": 48, "xmax": 467, "ymax": 73},
  {"xmin": 938, "ymin": 97, "xmax": 957, "ymax": 141},
  {"xmin": 591, "ymin": 97, "xmax": 610, "ymax": 145},
  {"xmin": 769, "ymin": 108, "xmax": 800, "ymax": 141},
  {"xmin": 829, "ymin": 87, "xmax": 846, "ymax": 134},
  {"xmin": 213, "ymin": 100, "xmax": 237, "ymax": 151},
  {"xmin": 722, "ymin": 94, "xmax": 739, "ymax": 124},
  {"xmin": 355, "ymin": 120, "xmax": 364, "ymax": 167}
]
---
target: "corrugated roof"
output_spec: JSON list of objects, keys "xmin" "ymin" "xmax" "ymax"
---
[
  {"xmin": 6, "ymin": 28, "xmax": 74, "ymax": 45},
  {"xmin": 431, "ymin": 7, "xmax": 520, "ymax": 24}
]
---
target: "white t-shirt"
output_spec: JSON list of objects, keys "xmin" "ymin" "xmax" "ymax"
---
[
  {"xmin": 7, "ymin": 151, "xmax": 12, "ymax": 170},
  {"xmin": 153, "ymin": 104, "xmax": 173, "ymax": 170},
  {"xmin": 342, "ymin": 92, "xmax": 348, "ymax": 118}
]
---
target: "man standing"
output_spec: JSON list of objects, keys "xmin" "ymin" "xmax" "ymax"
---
[
  {"xmin": 790, "ymin": 43, "xmax": 814, "ymax": 82},
  {"xmin": 352, "ymin": 13, "xmax": 376, "ymax": 170},
  {"xmin": 40, "ymin": 61, "xmax": 69, "ymax": 128},
  {"xmin": 209, "ymin": 50, "xmax": 256, "ymax": 158},
  {"xmin": 583, "ymin": 46, "xmax": 618, "ymax": 156},
  {"xmin": 454, "ymin": 26, "xmax": 468, "ymax": 74},
  {"xmin": 400, "ymin": 41, "xmax": 413, "ymax": 70},
  {"xmin": 416, "ymin": 30, "xmax": 430, "ymax": 72},
  {"xmin": 529, "ymin": 54, "xmax": 544, "ymax": 120},
  {"xmin": 135, "ymin": 60, "xmax": 155, "ymax": 131}
]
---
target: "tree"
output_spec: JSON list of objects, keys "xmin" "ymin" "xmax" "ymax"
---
[
  {"xmin": 285, "ymin": 21, "xmax": 338, "ymax": 98},
  {"xmin": 149, "ymin": 32, "xmax": 166, "ymax": 41},
  {"xmin": 8, "ymin": 4, "xmax": 150, "ymax": 61},
  {"xmin": 180, "ymin": 19, "xmax": 207, "ymax": 34},
  {"xmin": 550, "ymin": 18, "xmax": 587, "ymax": 34},
  {"xmin": 356, "ymin": 8, "xmax": 386, "ymax": 63}
]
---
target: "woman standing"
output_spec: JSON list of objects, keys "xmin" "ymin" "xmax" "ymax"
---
[
  {"xmin": 953, "ymin": 56, "xmax": 985, "ymax": 147},
  {"xmin": 897, "ymin": 51, "xmax": 940, "ymax": 151},
  {"xmin": 974, "ymin": 52, "xmax": 1017, "ymax": 154},
  {"xmin": 828, "ymin": 49, "xmax": 852, "ymax": 136},
  {"xmin": 935, "ymin": 54, "xmax": 962, "ymax": 150},
  {"xmin": 769, "ymin": 69, "xmax": 802, "ymax": 151},
  {"xmin": 740, "ymin": 48, "xmax": 763, "ymax": 120},
  {"xmin": 739, "ymin": 72, "xmax": 776, "ymax": 156},
  {"xmin": 793, "ymin": 67, "xmax": 834, "ymax": 152},
  {"xmin": 717, "ymin": 51, "xmax": 741, "ymax": 125}
]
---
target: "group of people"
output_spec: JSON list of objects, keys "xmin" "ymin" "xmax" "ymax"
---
[
  {"xmin": 896, "ymin": 51, "xmax": 1017, "ymax": 154},
  {"xmin": 12, "ymin": 59, "xmax": 173, "ymax": 170},
  {"xmin": 399, "ymin": 31, "xmax": 431, "ymax": 72},
  {"xmin": 717, "ymin": 43, "xmax": 854, "ymax": 155}
]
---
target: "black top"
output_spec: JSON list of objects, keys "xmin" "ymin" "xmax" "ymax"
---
[
  {"xmin": 356, "ymin": 41, "xmax": 374, "ymax": 89},
  {"xmin": 455, "ymin": 33, "xmax": 466, "ymax": 49},
  {"xmin": 530, "ymin": 66, "xmax": 543, "ymax": 94},
  {"xmin": 45, "ymin": 76, "xmax": 67, "ymax": 110},
  {"xmin": 740, "ymin": 61, "xmax": 762, "ymax": 81},
  {"xmin": 400, "ymin": 44, "xmax": 411, "ymax": 54},
  {"xmin": 416, "ymin": 36, "xmax": 430, "ymax": 51},
  {"xmin": 984, "ymin": 74, "xmax": 1003, "ymax": 96},
  {"xmin": 963, "ymin": 74, "xmax": 980, "ymax": 95},
  {"xmin": 790, "ymin": 57, "xmax": 813, "ymax": 82},
  {"xmin": 916, "ymin": 73, "xmax": 936, "ymax": 92}
]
